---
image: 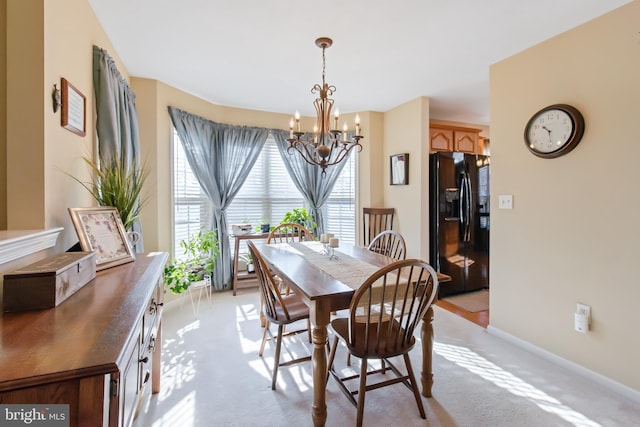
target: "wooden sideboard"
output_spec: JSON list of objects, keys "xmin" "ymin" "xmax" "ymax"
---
[{"xmin": 0, "ymin": 252, "xmax": 168, "ymax": 427}]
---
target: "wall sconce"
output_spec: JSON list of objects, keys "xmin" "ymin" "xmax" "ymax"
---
[{"xmin": 52, "ymin": 83, "xmax": 61, "ymax": 113}]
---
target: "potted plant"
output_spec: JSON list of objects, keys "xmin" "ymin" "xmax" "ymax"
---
[
  {"xmin": 164, "ymin": 229, "xmax": 220, "ymax": 294},
  {"xmin": 240, "ymin": 252, "xmax": 255, "ymax": 273},
  {"xmin": 281, "ymin": 207, "xmax": 317, "ymax": 234},
  {"xmin": 70, "ymin": 156, "xmax": 149, "ymax": 232},
  {"xmin": 257, "ymin": 217, "xmax": 271, "ymax": 233}
]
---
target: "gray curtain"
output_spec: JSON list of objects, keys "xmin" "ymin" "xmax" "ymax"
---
[
  {"xmin": 272, "ymin": 129, "xmax": 351, "ymax": 236},
  {"xmin": 92, "ymin": 45, "xmax": 144, "ymax": 251},
  {"xmin": 168, "ymin": 107, "xmax": 268, "ymax": 290}
]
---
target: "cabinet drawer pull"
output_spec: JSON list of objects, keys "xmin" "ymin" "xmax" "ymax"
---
[
  {"xmin": 148, "ymin": 336, "xmax": 156, "ymax": 352},
  {"xmin": 139, "ymin": 356, "xmax": 149, "ymax": 364},
  {"xmin": 149, "ymin": 300, "xmax": 164, "ymax": 314}
]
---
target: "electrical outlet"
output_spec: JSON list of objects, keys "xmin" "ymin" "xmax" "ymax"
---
[
  {"xmin": 576, "ymin": 303, "xmax": 591, "ymax": 317},
  {"xmin": 575, "ymin": 303, "xmax": 591, "ymax": 333}
]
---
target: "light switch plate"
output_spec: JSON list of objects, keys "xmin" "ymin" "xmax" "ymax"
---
[{"xmin": 498, "ymin": 195, "xmax": 513, "ymax": 209}]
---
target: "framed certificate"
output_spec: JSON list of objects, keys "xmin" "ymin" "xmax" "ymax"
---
[
  {"xmin": 68, "ymin": 207, "xmax": 135, "ymax": 270},
  {"xmin": 61, "ymin": 78, "xmax": 86, "ymax": 137}
]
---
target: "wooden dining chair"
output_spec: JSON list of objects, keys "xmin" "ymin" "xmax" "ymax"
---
[
  {"xmin": 327, "ymin": 259, "xmax": 439, "ymax": 427},
  {"xmin": 267, "ymin": 222, "xmax": 314, "ymax": 244},
  {"xmin": 247, "ymin": 240, "xmax": 311, "ymax": 390},
  {"xmin": 267, "ymin": 222, "xmax": 314, "ymax": 295},
  {"xmin": 367, "ymin": 230, "xmax": 406, "ymax": 260},
  {"xmin": 362, "ymin": 207, "xmax": 395, "ymax": 247}
]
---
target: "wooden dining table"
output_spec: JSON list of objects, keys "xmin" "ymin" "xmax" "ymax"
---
[{"xmin": 255, "ymin": 241, "xmax": 449, "ymax": 427}]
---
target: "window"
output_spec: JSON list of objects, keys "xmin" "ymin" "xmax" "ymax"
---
[
  {"xmin": 172, "ymin": 129, "xmax": 211, "ymax": 259},
  {"xmin": 225, "ymin": 137, "xmax": 304, "ymax": 232},
  {"xmin": 172, "ymin": 130, "xmax": 356, "ymax": 258}
]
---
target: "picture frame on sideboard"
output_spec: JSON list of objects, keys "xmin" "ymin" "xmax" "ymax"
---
[{"xmin": 68, "ymin": 207, "xmax": 135, "ymax": 270}]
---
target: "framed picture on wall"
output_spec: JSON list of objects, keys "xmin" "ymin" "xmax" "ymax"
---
[
  {"xmin": 68, "ymin": 207, "xmax": 135, "ymax": 270},
  {"xmin": 390, "ymin": 153, "xmax": 409, "ymax": 185},
  {"xmin": 61, "ymin": 78, "xmax": 86, "ymax": 137}
]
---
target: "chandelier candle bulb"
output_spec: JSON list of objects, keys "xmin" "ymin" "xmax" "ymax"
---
[
  {"xmin": 295, "ymin": 111, "xmax": 301, "ymax": 132},
  {"xmin": 334, "ymin": 109, "xmax": 339, "ymax": 129}
]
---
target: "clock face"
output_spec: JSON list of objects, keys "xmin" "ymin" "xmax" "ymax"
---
[
  {"xmin": 524, "ymin": 104, "xmax": 584, "ymax": 158},
  {"xmin": 526, "ymin": 109, "xmax": 573, "ymax": 153}
]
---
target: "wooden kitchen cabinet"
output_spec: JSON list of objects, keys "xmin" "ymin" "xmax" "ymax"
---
[
  {"xmin": 0, "ymin": 252, "xmax": 168, "ymax": 427},
  {"xmin": 429, "ymin": 124, "xmax": 482, "ymax": 154}
]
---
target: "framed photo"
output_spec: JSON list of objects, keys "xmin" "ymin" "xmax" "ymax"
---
[
  {"xmin": 61, "ymin": 78, "xmax": 86, "ymax": 137},
  {"xmin": 68, "ymin": 207, "xmax": 135, "ymax": 270},
  {"xmin": 390, "ymin": 153, "xmax": 409, "ymax": 185}
]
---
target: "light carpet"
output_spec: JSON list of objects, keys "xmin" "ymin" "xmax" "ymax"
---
[
  {"xmin": 134, "ymin": 288, "xmax": 640, "ymax": 427},
  {"xmin": 442, "ymin": 289, "xmax": 490, "ymax": 313}
]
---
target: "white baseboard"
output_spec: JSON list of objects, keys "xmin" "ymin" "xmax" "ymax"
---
[{"xmin": 487, "ymin": 325, "xmax": 640, "ymax": 404}]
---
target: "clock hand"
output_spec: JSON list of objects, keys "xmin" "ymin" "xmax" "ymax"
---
[{"xmin": 542, "ymin": 125, "xmax": 552, "ymax": 142}]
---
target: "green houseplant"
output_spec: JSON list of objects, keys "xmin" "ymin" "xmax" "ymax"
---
[
  {"xmin": 164, "ymin": 229, "xmax": 220, "ymax": 294},
  {"xmin": 281, "ymin": 207, "xmax": 317, "ymax": 234},
  {"xmin": 71, "ymin": 156, "xmax": 149, "ymax": 231}
]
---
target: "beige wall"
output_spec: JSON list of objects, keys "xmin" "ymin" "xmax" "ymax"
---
[
  {"xmin": 0, "ymin": 0, "xmax": 6, "ymax": 229},
  {"xmin": 355, "ymin": 111, "xmax": 384, "ymax": 245},
  {"xmin": 2, "ymin": 0, "xmax": 127, "ymax": 252},
  {"xmin": 490, "ymin": 0, "xmax": 640, "ymax": 391},
  {"xmin": 6, "ymin": 0, "xmax": 45, "ymax": 229},
  {"xmin": 382, "ymin": 97, "xmax": 430, "ymax": 259}
]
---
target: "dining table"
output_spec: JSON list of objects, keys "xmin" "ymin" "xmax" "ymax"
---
[{"xmin": 254, "ymin": 240, "xmax": 449, "ymax": 427}]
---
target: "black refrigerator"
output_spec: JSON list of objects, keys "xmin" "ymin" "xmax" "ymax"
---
[{"xmin": 429, "ymin": 152, "xmax": 490, "ymax": 297}]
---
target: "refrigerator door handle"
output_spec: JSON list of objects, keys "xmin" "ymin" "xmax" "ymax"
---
[
  {"xmin": 458, "ymin": 176, "xmax": 465, "ymax": 225},
  {"xmin": 463, "ymin": 172, "xmax": 472, "ymax": 243}
]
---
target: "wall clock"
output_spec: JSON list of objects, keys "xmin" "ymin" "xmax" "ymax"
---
[{"xmin": 524, "ymin": 104, "xmax": 585, "ymax": 158}]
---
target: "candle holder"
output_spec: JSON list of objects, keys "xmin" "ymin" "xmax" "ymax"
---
[{"xmin": 323, "ymin": 243, "xmax": 338, "ymax": 260}]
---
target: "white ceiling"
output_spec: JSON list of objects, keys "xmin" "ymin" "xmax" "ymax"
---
[{"xmin": 87, "ymin": 0, "xmax": 631, "ymax": 125}]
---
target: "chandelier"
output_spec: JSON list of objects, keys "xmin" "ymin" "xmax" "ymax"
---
[{"xmin": 287, "ymin": 37, "xmax": 363, "ymax": 175}]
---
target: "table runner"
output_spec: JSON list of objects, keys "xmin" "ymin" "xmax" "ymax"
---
[{"xmin": 286, "ymin": 241, "xmax": 381, "ymax": 290}]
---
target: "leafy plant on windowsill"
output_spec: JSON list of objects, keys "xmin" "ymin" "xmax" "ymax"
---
[
  {"xmin": 164, "ymin": 229, "xmax": 220, "ymax": 294},
  {"xmin": 281, "ymin": 207, "xmax": 317, "ymax": 234}
]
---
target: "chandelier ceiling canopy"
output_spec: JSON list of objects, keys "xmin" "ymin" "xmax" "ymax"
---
[{"xmin": 287, "ymin": 37, "xmax": 363, "ymax": 176}]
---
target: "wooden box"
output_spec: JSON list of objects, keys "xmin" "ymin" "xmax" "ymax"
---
[{"xmin": 3, "ymin": 252, "xmax": 96, "ymax": 312}]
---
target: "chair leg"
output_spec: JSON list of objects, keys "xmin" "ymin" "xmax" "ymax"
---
[
  {"xmin": 356, "ymin": 357, "xmax": 368, "ymax": 427},
  {"xmin": 327, "ymin": 336, "xmax": 339, "ymax": 372},
  {"xmin": 272, "ymin": 324, "xmax": 284, "ymax": 390},
  {"xmin": 307, "ymin": 318, "xmax": 312, "ymax": 343},
  {"xmin": 403, "ymin": 353, "xmax": 426, "ymax": 419},
  {"xmin": 258, "ymin": 320, "xmax": 270, "ymax": 357}
]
